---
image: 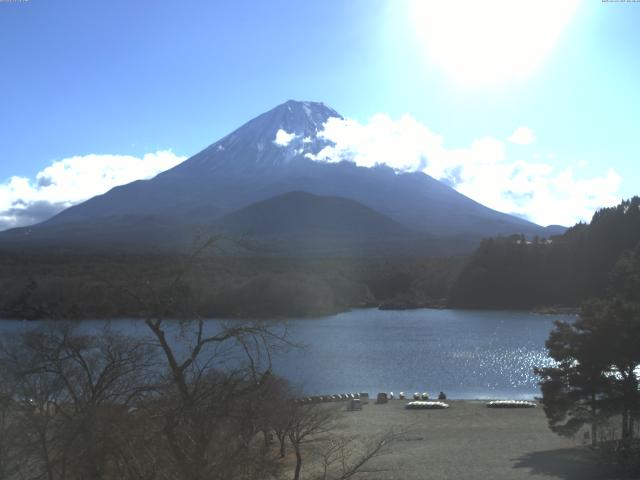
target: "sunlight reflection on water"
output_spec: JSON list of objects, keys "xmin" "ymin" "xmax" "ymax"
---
[
  {"xmin": 270, "ymin": 309, "xmax": 572, "ymax": 399},
  {"xmin": 0, "ymin": 309, "xmax": 574, "ymax": 399}
]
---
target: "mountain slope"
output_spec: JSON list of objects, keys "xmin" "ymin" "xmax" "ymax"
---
[
  {"xmin": 213, "ymin": 191, "xmax": 439, "ymax": 256},
  {"xmin": 0, "ymin": 100, "xmax": 563, "ymax": 254},
  {"xmin": 45, "ymin": 100, "xmax": 339, "ymax": 223},
  {"xmin": 216, "ymin": 191, "xmax": 412, "ymax": 238}
]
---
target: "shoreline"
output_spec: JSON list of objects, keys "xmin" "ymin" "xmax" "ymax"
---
[
  {"xmin": 0, "ymin": 305, "xmax": 581, "ymax": 322},
  {"xmin": 324, "ymin": 399, "xmax": 618, "ymax": 480}
]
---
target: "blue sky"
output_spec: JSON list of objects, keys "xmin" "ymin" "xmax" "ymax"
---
[{"xmin": 1, "ymin": 0, "xmax": 639, "ymax": 229}]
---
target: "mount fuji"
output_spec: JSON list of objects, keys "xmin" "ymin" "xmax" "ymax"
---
[{"xmin": 0, "ymin": 100, "xmax": 564, "ymax": 255}]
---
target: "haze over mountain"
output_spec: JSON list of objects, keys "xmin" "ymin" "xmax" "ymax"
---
[
  {"xmin": 0, "ymin": 100, "xmax": 564, "ymax": 255},
  {"xmin": 216, "ymin": 191, "xmax": 410, "ymax": 238}
]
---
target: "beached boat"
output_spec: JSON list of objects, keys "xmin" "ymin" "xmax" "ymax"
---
[
  {"xmin": 486, "ymin": 400, "xmax": 536, "ymax": 408},
  {"xmin": 405, "ymin": 401, "xmax": 449, "ymax": 410}
]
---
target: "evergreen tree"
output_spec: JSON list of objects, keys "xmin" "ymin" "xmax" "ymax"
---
[
  {"xmin": 537, "ymin": 246, "xmax": 640, "ymax": 446},
  {"xmin": 535, "ymin": 315, "xmax": 612, "ymax": 445}
]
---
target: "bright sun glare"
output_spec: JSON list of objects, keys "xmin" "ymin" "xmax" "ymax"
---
[{"xmin": 410, "ymin": 0, "xmax": 580, "ymax": 88}]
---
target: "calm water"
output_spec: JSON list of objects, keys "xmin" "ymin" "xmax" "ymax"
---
[{"xmin": 0, "ymin": 309, "xmax": 575, "ymax": 399}]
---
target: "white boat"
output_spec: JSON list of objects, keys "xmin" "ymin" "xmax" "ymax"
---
[
  {"xmin": 405, "ymin": 401, "xmax": 449, "ymax": 410},
  {"xmin": 486, "ymin": 400, "xmax": 536, "ymax": 408}
]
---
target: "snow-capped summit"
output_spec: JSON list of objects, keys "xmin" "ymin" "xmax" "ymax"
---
[{"xmin": 177, "ymin": 100, "xmax": 341, "ymax": 172}]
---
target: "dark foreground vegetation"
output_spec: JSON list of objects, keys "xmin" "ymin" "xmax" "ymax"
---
[
  {"xmin": 535, "ymin": 239, "xmax": 640, "ymax": 476},
  {"xmin": 0, "ymin": 325, "xmax": 399, "ymax": 480},
  {"xmin": 0, "ymin": 249, "xmax": 400, "ymax": 480}
]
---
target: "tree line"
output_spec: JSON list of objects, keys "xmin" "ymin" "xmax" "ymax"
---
[
  {"xmin": 3, "ymin": 198, "xmax": 639, "ymax": 318},
  {"xmin": 0, "ymin": 252, "xmax": 461, "ymax": 320},
  {"xmin": 450, "ymin": 197, "xmax": 640, "ymax": 309}
]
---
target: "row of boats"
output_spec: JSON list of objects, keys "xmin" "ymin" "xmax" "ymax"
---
[
  {"xmin": 485, "ymin": 400, "xmax": 537, "ymax": 408},
  {"xmin": 405, "ymin": 400, "xmax": 537, "ymax": 410},
  {"xmin": 295, "ymin": 394, "xmax": 537, "ymax": 409},
  {"xmin": 295, "ymin": 391, "xmax": 444, "ymax": 404},
  {"xmin": 296, "ymin": 393, "xmax": 366, "ymax": 404}
]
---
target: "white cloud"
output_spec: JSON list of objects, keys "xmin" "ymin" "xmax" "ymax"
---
[
  {"xmin": 273, "ymin": 129, "xmax": 297, "ymax": 147},
  {"xmin": 309, "ymin": 114, "xmax": 621, "ymax": 227},
  {"xmin": 308, "ymin": 114, "xmax": 443, "ymax": 172},
  {"xmin": 0, "ymin": 150, "xmax": 185, "ymax": 230},
  {"xmin": 507, "ymin": 126, "xmax": 536, "ymax": 145}
]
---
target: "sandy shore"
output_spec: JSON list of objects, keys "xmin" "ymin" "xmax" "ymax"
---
[{"xmin": 325, "ymin": 399, "xmax": 624, "ymax": 480}]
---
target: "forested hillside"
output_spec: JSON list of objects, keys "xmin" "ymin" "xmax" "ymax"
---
[
  {"xmin": 449, "ymin": 197, "xmax": 640, "ymax": 309},
  {"xmin": 0, "ymin": 253, "xmax": 462, "ymax": 320},
  {"xmin": 4, "ymin": 197, "xmax": 637, "ymax": 319}
]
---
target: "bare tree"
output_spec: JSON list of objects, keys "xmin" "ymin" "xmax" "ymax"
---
[
  {"xmin": 311, "ymin": 429, "xmax": 403, "ymax": 480},
  {"xmin": 287, "ymin": 403, "xmax": 337, "ymax": 480},
  {"xmin": 115, "ymin": 237, "xmax": 292, "ymax": 480},
  {"xmin": 0, "ymin": 368, "xmax": 21, "ymax": 480},
  {"xmin": 284, "ymin": 400, "xmax": 405, "ymax": 480},
  {"xmin": 0, "ymin": 324, "xmax": 157, "ymax": 480}
]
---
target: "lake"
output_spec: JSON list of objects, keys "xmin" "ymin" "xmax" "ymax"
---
[{"xmin": 0, "ymin": 308, "xmax": 575, "ymax": 399}]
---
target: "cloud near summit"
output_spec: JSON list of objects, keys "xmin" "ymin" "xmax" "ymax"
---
[
  {"xmin": 273, "ymin": 128, "xmax": 297, "ymax": 146},
  {"xmin": 306, "ymin": 114, "xmax": 620, "ymax": 227},
  {"xmin": 0, "ymin": 151, "xmax": 185, "ymax": 230},
  {"xmin": 0, "ymin": 117, "xmax": 622, "ymax": 231}
]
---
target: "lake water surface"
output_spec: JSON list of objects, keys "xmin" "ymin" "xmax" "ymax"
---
[{"xmin": 0, "ymin": 309, "xmax": 575, "ymax": 399}]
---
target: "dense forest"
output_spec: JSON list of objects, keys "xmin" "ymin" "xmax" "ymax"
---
[
  {"xmin": 0, "ymin": 251, "xmax": 461, "ymax": 320},
  {"xmin": 1, "ymin": 197, "xmax": 638, "ymax": 319},
  {"xmin": 449, "ymin": 196, "xmax": 640, "ymax": 309}
]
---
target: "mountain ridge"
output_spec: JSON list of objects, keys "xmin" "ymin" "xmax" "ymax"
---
[{"xmin": 0, "ymin": 100, "xmax": 565, "ymax": 254}]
